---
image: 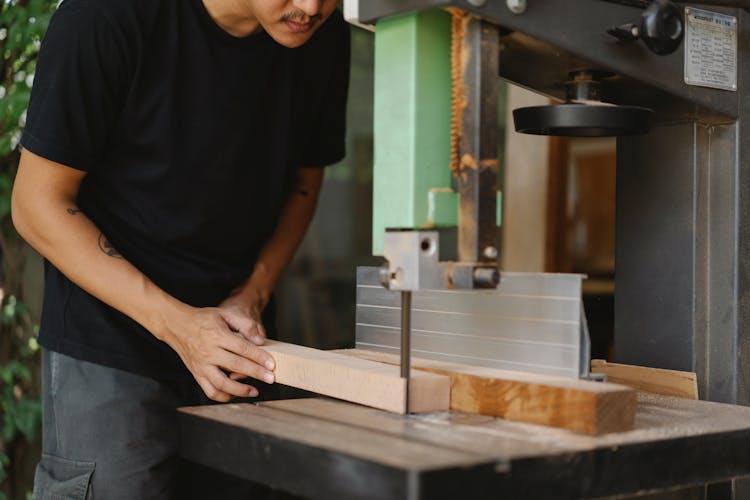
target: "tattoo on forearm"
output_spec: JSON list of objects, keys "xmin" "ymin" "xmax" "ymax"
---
[
  {"xmin": 98, "ymin": 233, "xmax": 123, "ymax": 259},
  {"xmin": 66, "ymin": 208, "xmax": 82, "ymax": 215}
]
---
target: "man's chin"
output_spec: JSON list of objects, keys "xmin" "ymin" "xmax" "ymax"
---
[{"xmin": 266, "ymin": 28, "xmax": 318, "ymax": 48}]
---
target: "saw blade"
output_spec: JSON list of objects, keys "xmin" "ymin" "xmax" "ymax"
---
[{"xmin": 449, "ymin": 8, "xmax": 469, "ymax": 179}]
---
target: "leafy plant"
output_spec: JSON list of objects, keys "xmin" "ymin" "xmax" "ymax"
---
[{"xmin": 1, "ymin": 0, "xmax": 58, "ymax": 498}]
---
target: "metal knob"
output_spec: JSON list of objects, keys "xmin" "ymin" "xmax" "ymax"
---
[
  {"xmin": 641, "ymin": 0, "xmax": 684, "ymax": 55},
  {"xmin": 608, "ymin": 0, "xmax": 684, "ymax": 56}
]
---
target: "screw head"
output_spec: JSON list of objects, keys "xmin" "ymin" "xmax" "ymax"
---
[
  {"xmin": 467, "ymin": 0, "xmax": 488, "ymax": 6},
  {"xmin": 483, "ymin": 246, "xmax": 499, "ymax": 260},
  {"xmin": 506, "ymin": 0, "xmax": 527, "ymax": 14}
]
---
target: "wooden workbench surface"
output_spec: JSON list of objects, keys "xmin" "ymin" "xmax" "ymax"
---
[{"xmin": 178, "ymin": 394, "xmax": 750, "ymax": 499}]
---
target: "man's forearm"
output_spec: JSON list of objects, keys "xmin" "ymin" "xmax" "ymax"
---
[
  {"xmin": 12, "ymin": 149, "xmax": 277, "ymax": 402},
  {"xmin": 230, "ymin": 166, "xmax": 325, "ymax": 309},
  {"xmin": 12, "ymin": 152, "xmax": 187, "ymax": 340}
]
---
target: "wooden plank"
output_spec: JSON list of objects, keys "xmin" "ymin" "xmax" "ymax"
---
[
  {"xmin": 590, "ymin": 359, "xmax": 698, "ymax": 400},
  {"xmin": 337, "ymin": 349, "xmax": 636, "ymax": 435},
  {"xmin": 262, "ymin": 340, "xmax": 449, "ymax": 414}
]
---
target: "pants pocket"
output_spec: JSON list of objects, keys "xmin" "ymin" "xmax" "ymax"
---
[{"xmin": 33, "ymin": 453, "xmax": 95, "ymax": 500}]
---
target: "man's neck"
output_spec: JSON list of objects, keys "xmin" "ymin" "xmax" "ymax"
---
[{"xmin": 201, "ymin": 0, "xmax": 261, "ymax": 37}]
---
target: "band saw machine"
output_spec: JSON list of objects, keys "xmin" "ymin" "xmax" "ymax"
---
[{"xmin": 177, "ymin": 1, "xmax": 750, "ymax": 498}]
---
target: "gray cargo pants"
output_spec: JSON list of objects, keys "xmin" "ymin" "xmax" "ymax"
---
[
  {"xmin": 33, "ymin": 349, "xmax": 280, "ymax": 500},
  {"xmin": 33, "ymin": 349, "xmax": 206, "ymax": 499}
]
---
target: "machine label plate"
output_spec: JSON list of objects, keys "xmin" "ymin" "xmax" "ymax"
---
[{"xmin": 684, "ymin": 8, "xmax": 737, "ymax": 91}]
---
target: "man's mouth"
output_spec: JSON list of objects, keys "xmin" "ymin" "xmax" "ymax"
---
[{"xmin": 284, "ymin": 20, "xmax": 314, "ymax": 34}]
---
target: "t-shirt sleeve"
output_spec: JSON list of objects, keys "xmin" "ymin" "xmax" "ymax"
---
[
  {"xmin": 21, "ymin": 1, "xmax": 133, "ymax": 172},
  {"xmin": 298, "ymin": 12, "xmax": 351, "ymax": 168}
]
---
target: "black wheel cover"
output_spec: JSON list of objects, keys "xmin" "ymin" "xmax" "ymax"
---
[{"xmin": 513, "ymin": 104, "xmax": 653, "ymax": 137}]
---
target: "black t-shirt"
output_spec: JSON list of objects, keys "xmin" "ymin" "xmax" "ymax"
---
[{"xmin": 21, "ymin": 0, "xmax": 350, "ymax": 380}]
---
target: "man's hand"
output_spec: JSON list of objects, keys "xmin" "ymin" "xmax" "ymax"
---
[
  {"xmin": 162, "ymin": 306, "xmax": 275, "ymax": 403},
  {"xmin": 218, "ymin": 290, "xmax": 267, "ymax": 343}
]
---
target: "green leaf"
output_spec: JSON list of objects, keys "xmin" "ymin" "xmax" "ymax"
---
[
  {"xmin": 15, "ymin": 398, "xmax": 41, "ymax": 441},
  {"xmin": 1, "ymin": 298, "xmax": 16, "ymax": 327},
  {"xmin": 27, "ymin": 336, "xmax": 39, "ymax": 352},
  {"xmin": 0, "ymin": 360, "xmax": 31, "ymax": 384},
  {"xmin": 0, "ymin": 135, "xmax": 11, "ymax": 158},
  {"xmin": 1, "ymin": 295, "xmax": 28, "ymax": 326},
  {"xmin": 0, "ymin": 454, "xmax": 8, "ymax": 486}
]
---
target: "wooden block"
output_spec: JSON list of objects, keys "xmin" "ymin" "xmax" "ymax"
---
[
  {"xmin": 591, "ymin": 359, "xmax": 699, "ymax": 400},
  {"xmin": 337, "ymin": 349, "xmax": 637, "ymax": 435},
  {"xmin": 262, "ymin": 340, "xmax": 450, "ymax": 414}
]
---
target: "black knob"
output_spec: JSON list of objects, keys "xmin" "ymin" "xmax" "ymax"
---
[
  {"xmin": 607, "ymin": 0, "xmax": 684, "ymax": 56},
  {"xmin": 641, "ymin": 0, "xmax": 683, "ymax": 55}
]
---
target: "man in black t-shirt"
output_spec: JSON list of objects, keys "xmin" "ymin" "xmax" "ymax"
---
[{"xmin": 11, "ymin": 0, "xmax": 349, "ymax": 498}]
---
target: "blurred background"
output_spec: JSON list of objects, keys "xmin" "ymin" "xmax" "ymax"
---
[
  {"xmin": 0, "ymin": 2, "xmax": 618, "ymax": 498},
  {"xmin": 1, "ymin": 1, "xmax": 57, "ymax": 498}
]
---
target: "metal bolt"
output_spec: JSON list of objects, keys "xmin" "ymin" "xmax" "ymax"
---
[
  {"xmin": 483, "ymin": 246, "xmax": 498, "ymax": 260},
  {"xmin": 467, "ymin": 0, "xmax": 488, "ymax": 6},
  {"xmin": 473, "ymin": 267, "xmax": 500, "ymax": 288},
  {"xmin": 379, "ymin": 265, "xmax": 391, "ymax": 288},
  {"xmin": 420, "ymin": 238, "xmax": 433, "ymax": 253},
  {"xmin": 506, "ymin": 0, "xmax": 527, "ymax": 14}
]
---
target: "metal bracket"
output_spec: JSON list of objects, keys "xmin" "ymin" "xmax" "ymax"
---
[{"xmin": 381, "ymin": 230, "xmax": 499, "ymax": 291}]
